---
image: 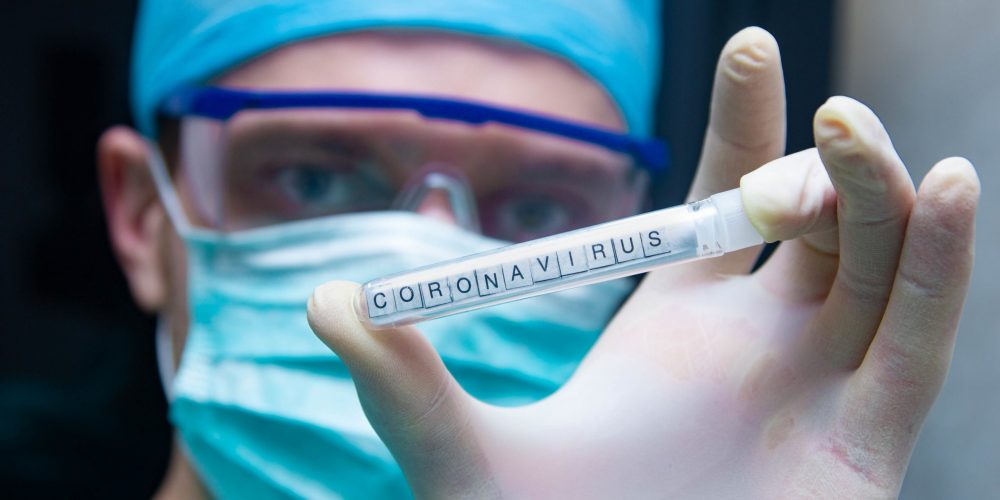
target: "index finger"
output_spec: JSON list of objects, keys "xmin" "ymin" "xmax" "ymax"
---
[{"xmin": 646, "ymin": 27, "xmax": 786, "ymax": 289}]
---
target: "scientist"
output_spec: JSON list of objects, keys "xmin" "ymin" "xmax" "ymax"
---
[{"xmin": 98, "ymin": 0, "xmax": 979, "ymax": 498}]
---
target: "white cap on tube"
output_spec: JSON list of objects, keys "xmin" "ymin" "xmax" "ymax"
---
[{"xmin": 709, "ymin": 188, "xmax": 764, "ymax": 251}]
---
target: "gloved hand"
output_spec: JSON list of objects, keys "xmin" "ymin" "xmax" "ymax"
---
[{"xmin": 307, "ymin": 27, "xmax": 980, "ymax": 498}]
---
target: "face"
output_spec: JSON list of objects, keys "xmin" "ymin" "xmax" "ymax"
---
[{"xmin": 98, "ymin": 31, "xmax": 626, "ymax": 371}]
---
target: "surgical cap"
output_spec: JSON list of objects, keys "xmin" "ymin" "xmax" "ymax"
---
[{"xmin": 131, "ymin": 0, "xmax": 661, "ymax": 136}]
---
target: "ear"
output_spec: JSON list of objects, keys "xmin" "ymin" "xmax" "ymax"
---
[{"xmin": 97, "ymin": 126, "xmax": 170, "ymax": 313}]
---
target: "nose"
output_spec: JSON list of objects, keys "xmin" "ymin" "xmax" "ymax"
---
[
  {"xmin": 415, "ymin": 189, "xmax": 459, "ymax": 226},
  {"xmin": 391, "ymin": 164, "xmax": 481, "ymax": 234}
]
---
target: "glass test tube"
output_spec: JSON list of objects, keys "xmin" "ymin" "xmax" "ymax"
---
[{"xmin": 357, "ymin": 188, "xmax": 763, "ymax": 329}]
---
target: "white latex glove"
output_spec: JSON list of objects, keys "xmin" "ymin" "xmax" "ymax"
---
[{"xmin": 307, "ymin": 27, "xmax": 980, "ymax": 499}]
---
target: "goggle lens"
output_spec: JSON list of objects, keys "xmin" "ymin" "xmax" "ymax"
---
[{"xmin": 171, "ymin": 107, "xmax": 649, "ymax": 242}]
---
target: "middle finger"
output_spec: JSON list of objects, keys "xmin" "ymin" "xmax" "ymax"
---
[{"xmin": 808, "ymin": 96, "xmax": 916, "ymax": 369}]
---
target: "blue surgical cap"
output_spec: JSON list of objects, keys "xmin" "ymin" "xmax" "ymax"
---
[{"xmin": 132, "ymin": 0, "xmax": 661, "ymax": 136}]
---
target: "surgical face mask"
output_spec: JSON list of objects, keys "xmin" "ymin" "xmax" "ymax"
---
[{"xmin": 147, "ymin": 146, "xmax": 636, "ymax": 498}]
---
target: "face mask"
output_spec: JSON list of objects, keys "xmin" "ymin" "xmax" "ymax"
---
[{"xmin": 167, "ymin": 211, "xmax": 635, "ymax": 498}]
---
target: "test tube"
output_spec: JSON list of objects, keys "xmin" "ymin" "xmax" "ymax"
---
[{"xmin": 357, "ymin": 188, "xmax": 763, "ymax": 329}]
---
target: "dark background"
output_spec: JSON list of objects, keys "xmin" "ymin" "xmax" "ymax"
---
[{"xmin": 0, "ymin": 1, "xmax": 833, "ymax": 497}]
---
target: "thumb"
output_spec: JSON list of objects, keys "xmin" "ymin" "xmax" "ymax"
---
[
  {"xmin": 741, "ymin": 148, "xmax": 841, "ymax": 301},
  {"xmin": 740, "ymin": 148, "xmax": 838, "ymax": 245},
  {"xmin": 307, "ymin": 281, "xmax": 496, "ymax": 497}
]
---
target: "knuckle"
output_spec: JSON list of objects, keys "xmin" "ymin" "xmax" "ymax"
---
[
  {"xmin": 706, "ymin": 125, "xmax": 783, "ymax": 158},
  {"xmin": 835, "ymin": 264, "xmax": 893, "ymax": 305},
  {"xmin": 837, "ymin": 195, "xmax": 911, "ymax": 227},
  {"xmin": 895, "ymin": 264, "xmax": 953, "ymax": 301}
]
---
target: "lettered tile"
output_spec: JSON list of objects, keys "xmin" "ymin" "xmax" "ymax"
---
[
  {"xmin": 449, "ymin": 271, "xmax": 478, "ymax": 302},
  {"xmin": 420, "ymin": 279, "xmax": 452, "ymax": 308},
  {"xmin": 586, "ymin": 239, "xmax": 616, "ymax": 269},
  {"xmin": 612, "ymin": 233, "xmax": 643, "ymax": 263},
  {"xmin": 476, "ymin": 266, "xmax": 506, "ymax": 296},
  {"xmin": 503, "ymin": 260, "xmax": 533, "ymax": 289},
  {"xmin": 393, "ymin": 283, "xmax": 423, "ymax": 311},
  {"xmin": 366, "ymin": 285, "xmax": 396, "ymax": 317},
  {"xmin": 641, "ymin": 227, "xmax": 670, "ymax": 257},
  {"xmin": 557, "ymin": 246, "xmax": 588, "ymax": 275},
  {"xmin": 530, "ymin": 253, "xmax": 560, "ymax": 282}
]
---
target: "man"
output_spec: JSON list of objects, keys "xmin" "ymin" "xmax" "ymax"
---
[{"xmin": 99, "ymin": 0, "xmax": 979, "ymax": 497}]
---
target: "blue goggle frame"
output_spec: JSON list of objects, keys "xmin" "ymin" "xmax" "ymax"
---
[{"xmin": 160, "ymin": 86, "xmax": 669, "ymax": 172}]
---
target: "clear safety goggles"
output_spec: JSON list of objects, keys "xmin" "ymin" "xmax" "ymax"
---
[{"xmin": 155, "ymin": 87, "xmax": 669, "ymax": 242}]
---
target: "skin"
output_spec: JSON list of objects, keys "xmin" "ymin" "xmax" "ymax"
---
[
  {"xmin": 308, "ymin": 28, "xmax": 981, "ymax": 498},
  {"xmin": 99, "ymin": 26, "xmax": 981, "ymax": 498},
  {"xmin": 98, "ymin": 31, "xmax": 627, "ymax": 498}
]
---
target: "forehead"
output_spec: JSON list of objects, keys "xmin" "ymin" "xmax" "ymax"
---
[
  {"xmin": 213, "ymin": 31, "xmax": 625, "ymax": 131},
  {"xmin": 221, "ymin": 108, "xmax": 628, "ymax": 170}
]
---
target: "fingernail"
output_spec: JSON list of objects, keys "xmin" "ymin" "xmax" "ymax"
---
[
  {"xmin": 725, "ymin": 44, "xmax": 769, "ymax": 82},
  {"xmin": 813, "ymin": 97, "xmax": 901, "ymax": 200},
  {"xmin": 814, "ymin": 108, "xmax": 854, "ymax": 148},
  {"xmin": 723, "ymin": 27, "xmax": 778, "ymax": 84}
]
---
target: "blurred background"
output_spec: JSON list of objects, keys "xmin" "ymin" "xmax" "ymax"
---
[{"xmin": 0, "ymin": 0, "xmax": 994, "ymax": 498}]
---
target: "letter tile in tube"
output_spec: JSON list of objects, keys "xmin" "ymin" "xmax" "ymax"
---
[
  {"xmin": 476, "ymin": 266, "xmax": 506, "ymax": 296},
  {"xmin": 366, "ymin": 286, "xmax": 396, "ymax": 317},
  {"xmin": 503, "ymin": 260, "xmax": 533, "ymax": 289},
  {"xmin": 641, "ymin": 228, "xmax": 670, "ymax": 257},
  {"xmin": 612, "ymin": 233, "xmax": 643, "ymax": 263},
  {"xmin": 449, "ymin": 271, "xmax": 478, "ymax": 302},
  {"xmin": 420, "ymin": 279, "xmax": 452, "ymax": 308},
  {"xmin": 587, "ymin": 239, "xmax": 616, "ymax": 269},
  {"xmin": 530, "ymin": 253, "xmax": 560, "ymax": 282},
  {"xmin": 394, "ymin": 284, "xmax": 424, "ymax": 311},
  {"xmin": 557, "ymin": 246, "xmax": 588, "ymax": 275}
]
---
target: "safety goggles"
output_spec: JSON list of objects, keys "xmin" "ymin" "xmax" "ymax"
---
[{"xmin": 155, "ymin": 87, "xmax": 669, "ymax": 242}]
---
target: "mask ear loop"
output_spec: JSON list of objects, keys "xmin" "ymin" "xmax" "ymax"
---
[
  {"xmin": 391, "ymin": 163, "xmax": 481, "ymax": 234},
  {"xmin": 145, "ymin": 141, "xmax": 194, "ymax": 236},
  {"xmin": 155, "ymin": 316, "xmax": 176, "ymax": 401}
]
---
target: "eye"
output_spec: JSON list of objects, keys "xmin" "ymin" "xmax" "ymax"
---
[
  {"xmin": 268, "ymin": 160, "xmax": 397, "ymax": 217},
  {"xmin": 510, "ymin": 197, "xmax": 568, "ymax": 231},
  {"xmin": 274, "ymin": 166, "xmax": 351, "ymax": 211},
  {"xmin": 489, "ymin": 192, "xmax": 588, "ymax": 241}
]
